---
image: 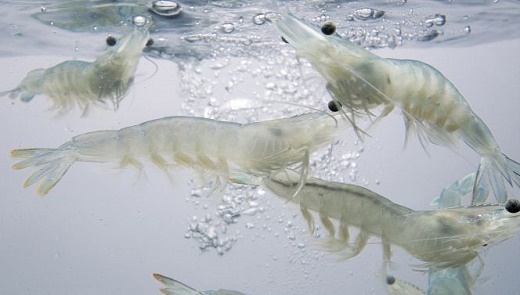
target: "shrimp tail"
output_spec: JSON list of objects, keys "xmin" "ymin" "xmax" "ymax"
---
[
  {"xmin": 11, "ymin": 146, "xmax": 77, "ymax": 195},
  {"xmin": 473, "ymin": 153, "xmax": 520, "ymax": 204},
  {"xmin": 1, "ymin": 69, "xmax": 44, "ymax": 102},
  {"xmin": 152, "ymin": 273, "xmax": 200, "ymax": 295}
]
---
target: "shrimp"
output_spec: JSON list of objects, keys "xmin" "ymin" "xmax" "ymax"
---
[
  {"xmin": 386, "ymin": 174, "xmax": 478, "ymax": 295},
  {"xmin": 153, "ymin": 273, "xmax": 246, "ymax": 295},
  {"xmin": 270, "ymin": 13, "xmax": 520, "ymax": 204},
  {"xmin": 262, "ymin": 169, "xmax": 520, "ymax": 270},
  {"xmin": 0, "ymin": 15, "xmax": 151, "ymax": 116},
  {"xmin": 11, "ymin": 112, "xmax": 339, "ymax": 195}
]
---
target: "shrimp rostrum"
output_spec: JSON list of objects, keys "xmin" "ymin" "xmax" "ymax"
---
[
  {"xmin": 1, "ymin": 15, "xmax": 152, "ymax": 116},
  {"xmin": 11, "ymin": 112, "xmax": 339, "ymax": 195},
  {"xmin": 270, "ymin": 13, "xmax": 520, "ymax": 204},
  {"xmin": 263, "ymin": 169, "xmax": 520, "ymax": 270}
]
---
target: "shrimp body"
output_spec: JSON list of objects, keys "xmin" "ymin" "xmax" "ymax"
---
[
  {"xmin": 272, "ymin": 13, "xmax": 520, "ymax": 204},
  {"xmin": 11, "ymin": 112, "xmax": 339, "ymax": 195},
  {"xmin": 1, "ymin": 21, "xmax": 150, "ymax": 115},
  {"xmin": 263, "ymin": 170, "xmax": 520, "ymax": 270}
]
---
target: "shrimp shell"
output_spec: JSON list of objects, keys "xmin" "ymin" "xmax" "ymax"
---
[
  {"xmin": 1, "ymin": 22, "xmax": 150, "ymax": 116},
  {"xmin": 271, "ymin": 13, "xmax": 520, "ymax": 204},
  {"xmin": 11, "ymin": 112, "xmax": 339, "ymax": 195},
  {"xmin": 263, "ymin": 169, "xmax": 520, "ymax": 270}
]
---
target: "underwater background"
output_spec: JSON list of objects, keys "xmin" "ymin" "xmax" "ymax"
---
[{"xmin": 1, "ymin": 0, "xmax": 519, "ymax": 294}]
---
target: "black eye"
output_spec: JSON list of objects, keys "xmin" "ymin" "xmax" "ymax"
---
[
  {"xmin": 146, "ymin": 38, "xmax": 154, "ymax": 47},
  {"xmin": 505, "ymin": 199, "xmax": 520, "ymax": 213},
  {"xmin": 386, "ymin": 276, "xmax": 396, "ymax": 285},
  {"xmin": 106, "ymin": 35, "xmax": 117, "ymax": 46},
  {"xmin": 328, "ymin": 100, "xmax": 342, "ymax": 112},
  {"xmin": 281, "ymin": 36, "xmax": 289, "ymax": 43},
  {"xmin": 321, "ymin": 22, "xmax": 336, "ymax": 35}
]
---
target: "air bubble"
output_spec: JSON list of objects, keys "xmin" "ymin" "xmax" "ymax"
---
[
  {"xmin": 464, "ymin": 25, "xmax": 471, "ymax": 34},
  {"xmin": 150, "ymin": 0, "xmax": 182, "ymax": 17},
  {"xmin": 253, "ymin": 13, "xmax": 267, "ymax": 25},
  {"xmin": 353, "ymin": 8, "xmax": 385, "ymax": 21},
  {"xmin": 417, "ymin": 29, "xmax": 442, "ymax": 41},
  {"xmin": 425, "ymin": 14, "xmax": 446, "ymax": 27},
  {"xmin": 132, "ymin": 15, "xmax": 147, "ymax": 27},
  {"xmin": 220, "ymin": 22, "xmax": 235, "ymax": 34}
]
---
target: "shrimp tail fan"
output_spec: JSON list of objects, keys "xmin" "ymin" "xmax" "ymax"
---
[
  {"xmin": 473, "ymin": 153, "xmax": 520, "ymax": 204},
  {"xmin": 11, "ymin": 146, "xmax": 77, "ymax": 195},
  {"xmin": 152, "ymin": 273, "xmax": 200, "ymax": 295}
]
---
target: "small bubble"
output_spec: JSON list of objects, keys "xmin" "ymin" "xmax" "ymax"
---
[
  {"xmin": 353, "ymin": 8, "xmax": 385, "ymax": 21},
  {"xmin": 150, "ymin": 0, "xmax": 182, "ymax": 17},
  {"xmin": 253, "ymin": 13, "xmax": 267, "ymax": 25},
  {"xmin": 425, "ymin": 14, "xmax": 446, "ymax": 27},
  {"xmin": 40, "ymin": 6, "xmax": 46, "ymax": 13},
  {"xmin": 464, "ymin": 25, "xmax": 471, "ymax": 34},
  {"xmin": 417, "ymin": 29, "xmax": 443, "ymax": 41},
  {"xmin": 132, "ymin": 15, "xmax": 147, "ymax": 27},
  {"xmin": 220, "ymin": 22, "xmax": 235, "ymax": 34}
]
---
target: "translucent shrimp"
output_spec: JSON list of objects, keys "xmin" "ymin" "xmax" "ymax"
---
[
  {"xmin": 153, "ymin": 273, "xmax": 246, "ymax": 295},
  {"xmin": 0, "ymin": 15, "xmax": 151, "ymax": 116},
  {"xmin": 11, "ymin": 112, "xmax": 339, "ymax": 195},
  {"xmin": 386, "ymin": 174, "xmax": 477, "ymax": 295},
  {"xmin": 270, "ymin": 13, "xmax": 520, "ymax": 204},
  {"xmin": 263, "ymin": 169, "xmax": 520, "ymax": 270}
]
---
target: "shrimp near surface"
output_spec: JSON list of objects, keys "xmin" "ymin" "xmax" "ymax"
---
[
  {"xmin": 1, "ymin": 16, "xmax": 151, "ymax": 116},
  {"xmin": 263, "ymin": 170, "xmax": 520, "ymax": 270},
  {"xmin": 271, "ymin": 13, "xmax": 520, "ymax": 204},
  {"xmin": 11, "ymin": 112, "xmax": 339, "ymax": 195}
]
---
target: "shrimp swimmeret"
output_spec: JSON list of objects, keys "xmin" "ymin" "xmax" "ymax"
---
[
  {"xmin": 11, "ymin": 112, "xmax": 339, "ymax": 195},
  {"xmin": 270, "ymin": 13, "xmax": 520, "ymax": 204},
  {"xmin": 0, "ymin": 15, "xmax": 151, "ymax": 116},
  {"xmin": 263, "ymin": 170, "xmax": 520, "ymax": 270}
]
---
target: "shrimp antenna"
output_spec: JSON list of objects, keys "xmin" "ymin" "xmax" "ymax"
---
[
  {"xmin": 135, "ymin": 55, "xmax": 159, "ymax": 85},
  {"xmin": 258, "ymin": 99, "xmax": 339, "ymax": 126}
]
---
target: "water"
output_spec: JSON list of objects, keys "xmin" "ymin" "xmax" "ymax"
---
[{"xmin": 1, "ymin": 1, "xmax": 519, "ymax": 294}]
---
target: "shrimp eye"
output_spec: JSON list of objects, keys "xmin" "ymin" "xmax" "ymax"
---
[
  {"xmin": 505, "ymin": 199, "xmax": 520, "ymax": 213},
  {"xmin": 281, "ymin": 36, "xmax": 289, "ymax": 43},
  {"xmin": 328, "ymin": 100, "xmax": 342, "ymax": 112},
  {"xmin": 146, "ymin": 38, "xmax": 154, "ymax": 47},
  {"xmin": 321, "ymin": 22, "xmax": 336, "ymax": 35},
  {"xmin": 106, "ymin": 35, "xmax": 117, "ymax": 46},
  {"xmin": 386, "ymin": 276, "xmax": 396, "ymax": 285}
]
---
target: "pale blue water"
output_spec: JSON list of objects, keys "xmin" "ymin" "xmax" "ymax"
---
[{"xmin": 1, "ymin": 1, "xmax": 519, "ymax": 294}]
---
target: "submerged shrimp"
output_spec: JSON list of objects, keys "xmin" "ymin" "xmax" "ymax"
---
[
  {"xmin": 153, "ymin": 273, "xmax": 246, "ymax": 295},
  {"xmin": 11, "ymin": 112, "xmax": 339, "ymax": 195},
  {"xmin": 270, "ymin": 13, "xmax": 520, "ymax": 204},
  {"xmin": 263, "ymin": 169, "xmax": 520, "ymax": 270},
  {"xmin": 0, "ymin": 15, "xmax": 151, "ymax": 116},
  {"xmin": 386, "ymin": 174, "xmax": 478, "ymax": 295}
]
